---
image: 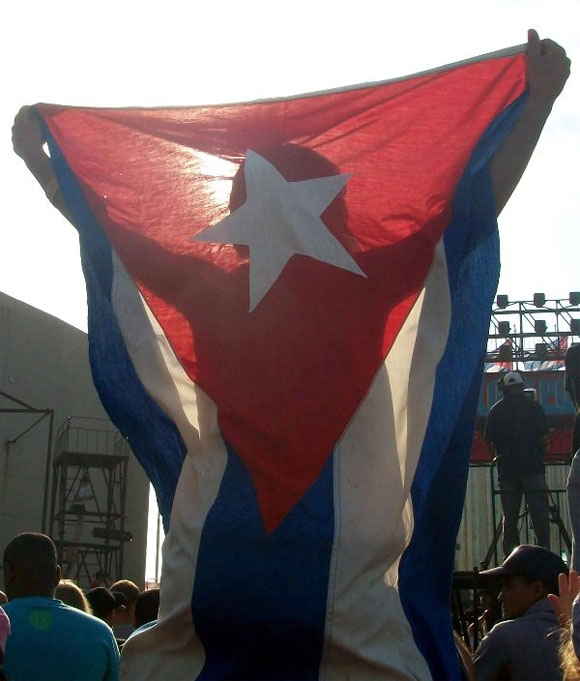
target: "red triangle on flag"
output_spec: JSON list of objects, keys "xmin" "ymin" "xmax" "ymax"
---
[{"xmin": 38, "ymin": 52, "xmax": 526, "ymax": 531}]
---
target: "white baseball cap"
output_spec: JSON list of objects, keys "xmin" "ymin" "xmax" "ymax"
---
[{"xmin": 503, "ymin": 371, "xmax": 524, "ymax": 386}]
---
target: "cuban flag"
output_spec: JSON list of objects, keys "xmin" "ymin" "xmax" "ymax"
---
[{"xmin": 36, "ymin": 44, "xmax": 527, "ymax": 681}]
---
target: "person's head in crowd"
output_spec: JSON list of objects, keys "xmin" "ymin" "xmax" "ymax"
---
[
  {"xmin": 500, "ymin": 371, "xmax": 525, "ymax": 397},
  {"xmin": 0, "ymin": 592, "xmax": 7, "ymax": 606},
  {"xmin": 86, "ymin": 586, "xmax": 116, "ymax": 625},
  {"xmin": 110, "ymin": 579, "xmax": 139, "ymax": 625},
  {"xmin": 559, "ymin": 594, "xmax": 580, "ymax": 681},
  {"xmin": 55, "ymin": 579, "xmax": 92, "ymax": 614},
  {"xmin": 562, "ymin": 632, "xmax": 580, "ymax": 681},
  {"xmin": 2, "ymin": 533, "xmax": 59, "ymax": 600},
  {"xmin": 480, "ymin": 545, "xmax": 568, "ymax": 619},
  {"xmin": 561, "ymin": 596, "xmax": 580, "ymax": 681},
  {"xmin": 134, "ymin": 587, "xmax": 160, "ymax": 628}
]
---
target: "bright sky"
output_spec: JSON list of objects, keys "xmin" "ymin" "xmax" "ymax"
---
[
  {"xmin": 3, "ymin": 0, "xmax": 578, "ymax": 579},
  {"xmin": 3, "ymin": 0, "xmax": 579, "ymax": 332}
]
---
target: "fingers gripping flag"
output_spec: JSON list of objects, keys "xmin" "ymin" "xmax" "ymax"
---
[{"xmin": 36, "ymin": 45, "xmax": 527, "ymax": 681}]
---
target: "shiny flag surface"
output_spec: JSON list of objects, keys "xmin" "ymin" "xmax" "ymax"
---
[{"xmin": 37, "ymin": 44, "xmax": 527, "ymax": 680}]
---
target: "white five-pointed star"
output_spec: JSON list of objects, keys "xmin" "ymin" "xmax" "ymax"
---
[{"xmin": 191, "ymin": 150, "xmax": 366, "ymax": 311}]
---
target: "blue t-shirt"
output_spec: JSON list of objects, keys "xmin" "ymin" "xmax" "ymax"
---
[{"xmin": 3, "ymin": 596, "xmax": 119, "ymax": 681}]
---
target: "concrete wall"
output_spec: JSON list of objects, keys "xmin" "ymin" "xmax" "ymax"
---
[{"xmin": 0, "ymin": 292, "xmax": 149, "ymax": 587}]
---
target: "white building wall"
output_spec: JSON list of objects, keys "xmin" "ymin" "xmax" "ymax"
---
[{"xmin": 0, "ymin": 292, "xmax": 150, "ymax": 587}]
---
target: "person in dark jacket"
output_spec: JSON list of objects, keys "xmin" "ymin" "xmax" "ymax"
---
[
  {"xmin": 484, "ymin": 371, "xmax": 550, "ymax": 554},
  {"xmin": 475, "ymin": 545, "xmax": 567, "ymax": 681}
]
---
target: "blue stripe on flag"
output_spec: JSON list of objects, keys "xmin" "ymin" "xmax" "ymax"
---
[
  {"xmin": 192, "ymin": 441, "xmax": 335, "ymax": 681},
  {"xmin": 40, "ymin": 116, "xmax": 187, "ymax": 528},
  {"xmin": 399, "ymin": 93, "xmax": 528, "ymax": 681}
]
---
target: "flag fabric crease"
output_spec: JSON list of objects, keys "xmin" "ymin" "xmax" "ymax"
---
[{"xmin": 36, "ymin": 45, "xmax": 527, "ymax": 680}]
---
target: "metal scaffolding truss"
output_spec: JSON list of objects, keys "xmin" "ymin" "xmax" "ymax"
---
[
  {"xmin": 486, "ymin": 293, "xmax": 580, "ymax": 364},
  {"xmin": 49, "ymin": 416, "xmax": 132, "ymax": 588}
]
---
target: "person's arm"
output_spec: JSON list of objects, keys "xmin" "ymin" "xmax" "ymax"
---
[
  {"xmin": 490, "ymin": 29, "xmax": 570, "ymax": 216},
  {"xmin": 12, "ymin": 106, "xmax": 73, "ymax": 223}
]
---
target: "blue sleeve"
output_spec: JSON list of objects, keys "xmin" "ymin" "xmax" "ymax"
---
[{"xmin": 105, "ymin": 631, "xmax": 121, "ymax": 681}]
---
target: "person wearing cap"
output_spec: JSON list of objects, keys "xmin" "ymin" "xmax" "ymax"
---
[
  {"xmin": 2, "ymin": 532, "xmax": 119, "ymax": 681},
  {"xmin": 484, "ymin": 370, "xmax": 551, "ymax": 555},
  {"xmin": 474, "ymin": 545, "xmax": 567, "ymax": 680}
]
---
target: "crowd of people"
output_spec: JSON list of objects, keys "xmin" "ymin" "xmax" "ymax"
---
[
  {"xmin": 3, "ymin": 535, "xmax": 580, "ymax": 680},
  {"xmin": 0, "ymin": 533, "xmax": 159, "ymax": 680}
]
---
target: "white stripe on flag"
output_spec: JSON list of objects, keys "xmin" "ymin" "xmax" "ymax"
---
[
  {"xmin": 112, "ymin": 254, "xmax": 223, "ymax": 680},
  {"xmin": 321, "ymin": 240, "xmax": 450, "ymax": 680}
]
